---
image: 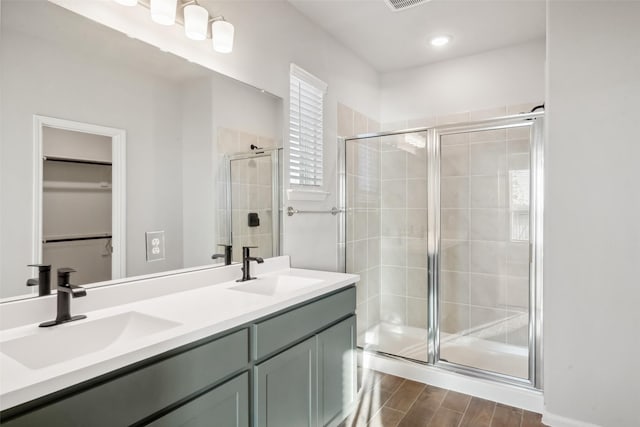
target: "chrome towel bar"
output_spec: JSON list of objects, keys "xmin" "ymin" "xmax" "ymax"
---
[{"xmin": 287, "ymin": 206, "xmax": 342, "ymax": 216}]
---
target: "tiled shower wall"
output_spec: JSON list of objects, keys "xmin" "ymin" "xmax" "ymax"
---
[
  {"xmin": 339, "ymin": 103, "xmax": 382, "ymax": 341},
  {"xmin": 217, "ymin": 128, "xmax": 277, "ymax": 261},
  {"xmin": 342, "ymin": 102, "xmax": 539, "ymax": 349}
]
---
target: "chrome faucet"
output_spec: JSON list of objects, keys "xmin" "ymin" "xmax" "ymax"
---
[
  {"xmin": 40, "ymin": 268, "xmax": 87, "ymax": 328},
  {"xmin": 211, "ymin": 244, "xmax": 233, "ymax": 265},
  {"xmin": 26, "ymin": 264, "xmax": 52, "ymax": 297},
  {"xmin": 237, "ymin": 246, "xmax": 264, "ymax": 282}
]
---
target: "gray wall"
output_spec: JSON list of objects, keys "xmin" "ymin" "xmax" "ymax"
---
[{"xmin": 545, "ymin": 1, "xmax": 640, "ymax": 426}]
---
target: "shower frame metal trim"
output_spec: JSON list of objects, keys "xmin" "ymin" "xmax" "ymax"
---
[{"xmin": 225, "ymin": 148, "xmax": 281, "ymax": 258}]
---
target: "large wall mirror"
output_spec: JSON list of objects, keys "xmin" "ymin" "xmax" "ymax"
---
[{"xmin": 0, "ymin": 0, "xmax": 283, "ymax": 300}]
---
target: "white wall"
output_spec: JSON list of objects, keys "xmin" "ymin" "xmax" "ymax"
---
[
  {"xmin": 380, "ymin": 40, "xmax": 545, "ymax": 123},
  {"xmin": 544, "ymin": 1, "xmax": 640, "ymax": 426}
]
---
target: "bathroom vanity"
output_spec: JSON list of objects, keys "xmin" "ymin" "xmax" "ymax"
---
[{"xmin": 0, "ymin": 257, "xmax": 358, "ymax": 427}]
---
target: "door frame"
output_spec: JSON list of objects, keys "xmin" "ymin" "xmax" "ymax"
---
[{"xmin": 32, "ymin": 115, "xmax": 126, "ymax": 282}]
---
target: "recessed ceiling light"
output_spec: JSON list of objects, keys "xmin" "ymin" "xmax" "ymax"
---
[{"xmin": 430, "ymin": 36, "xmax": 451, "ymax": 47}]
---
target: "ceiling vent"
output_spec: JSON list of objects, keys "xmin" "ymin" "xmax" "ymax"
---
[{"xmin": 384, "ymin": 0, "xmax": 431, "ymax": 12}]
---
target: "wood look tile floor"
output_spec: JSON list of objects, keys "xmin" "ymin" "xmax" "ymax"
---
[{"xmin": 339, "ymin": 370, "xmax": 546, "ymax": 427}]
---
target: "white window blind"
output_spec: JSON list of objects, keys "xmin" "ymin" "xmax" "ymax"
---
[{"xmin": 289, "ymin": 64, "xmax": 327, "ymax": 187}]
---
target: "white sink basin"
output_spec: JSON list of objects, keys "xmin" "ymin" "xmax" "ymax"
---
[
  {"xmin": 229, "ymin": 275, "xmax": 322, "ymax": 296},
  {"xmin": 1, "ymin": 312, "xmax": 181, "ymax": 369}
]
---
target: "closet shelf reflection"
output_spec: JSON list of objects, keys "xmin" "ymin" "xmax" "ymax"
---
[
  {"xmin": 43, "ymin": 156, "xmax": 112, "ymax": 166},
  {"xmin": 43, "ymin": 233, "xmax": 112, "ymax": 244}
]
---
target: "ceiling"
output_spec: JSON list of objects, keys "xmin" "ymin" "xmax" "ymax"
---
[{"xmin": 287, "ymin": 0, "xmax": 546, "ymax": 73}]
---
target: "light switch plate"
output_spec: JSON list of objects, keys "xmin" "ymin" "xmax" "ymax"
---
[{"xmin": 145, "ymin": 231, "xmax": 165, "ymax": 262}]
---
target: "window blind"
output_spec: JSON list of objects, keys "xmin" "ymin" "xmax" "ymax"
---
[{"xmin": 289, "ymin": 64, "xmax": 327, "ymax": 187}]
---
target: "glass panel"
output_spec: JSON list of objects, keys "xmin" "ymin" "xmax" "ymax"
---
[
  {"xmin": 345, "ymin": 131, "xmax": 429, "ymax": 363},
  {"xmin": 438, "ymin": 125, "xmax": 531, "ymax": 379},
  {"xmin": 230, "ymin": 156, "xmax": 274, "ymax": 262}
]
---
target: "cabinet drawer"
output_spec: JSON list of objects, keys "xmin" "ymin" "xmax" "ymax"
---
[
  {"xmin": 252, "ymin": 286, "xmax": 355, "ymax": 360},
  {"xmin": 148, "ymin": 372, "xmax": 249, "ymax": 427},
  {"xmin": 3, "ymin": 328, "xmax": 249, "ymax": 427}
]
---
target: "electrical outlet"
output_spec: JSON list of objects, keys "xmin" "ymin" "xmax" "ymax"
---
[{"xmin": 145, "ymin": 231, "xmax": 165, "ymax": 262}]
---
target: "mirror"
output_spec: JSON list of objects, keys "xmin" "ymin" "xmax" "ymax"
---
[{"xmin": 0, "ymin": 0, "xmax": 283, "ymax": 300}]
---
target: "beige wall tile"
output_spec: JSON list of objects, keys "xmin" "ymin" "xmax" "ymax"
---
[
  {"xmin": 367, "ymin": 238, "xmax": 381, "ymax": 269},
  {"xmin": 354, "ymin": 240, "xmax": 368, "ymax": 273},
  {"xmin": 407, "ymin": 146, "xmax": 427, "ymax": 179},
  {"xmin": 381, "ymin": 266, "xmax": 406, "ymax": 295},
  {"xmin": 441, "ymin": 177, "xmax": 469, "ymax": 209},
  {"xmin": 354, "ymin": 211, "xmax": 368, "ymax": 241},
  {"xmin": 368, "ymin": 295, "xmax": 381, "ymax": 328},
  {"xmin": 381, "ymin": 150, "xmax": 406, "ymax": 179},
  {"xmin": 441, "ymin": 240, "xmax": 469, "ymax": 272},
  {"xmin": 381, "ymin": 179, "xmax": 406, "ymax": 208},
  {"xmin": 356, "ymin": 272, "xmax": 368, "ymax": 305},
  {"xmin": 441, "ymin": 132, "xmax": 469, "ymax": 146},
  {"xmin": 407, "ymin": 238, "xmax": 427, "ymax": 268},
  {"xmin": 441, "ymin": 144, "xmax": 469, "ymax": 176},
  {"xmin": 368, "ymin": 210, "xmax": 381, "ymax": 238},
  {"xmin": 381, "ymin": 209, "xmax": 406, "ymax": 237},
  {"xmin": 441, "ymin": 271, "xmax": 469, "ymax": 304},
  {"xmin": 407, "ymin": 268, "xmax": 428, "ymax": 298},
  {"xmin": 469, "ymin": 141, "xmax": 507, "ymax": 175},
  {"xmin": 470, "ymin": 241, "xmax": 507, "ymax": 275},
  {"xmin": 437, "ymin": 112, "xmax": 470, "ymax": 125},
  {"xmin": 441, "ymin": 209, "xmax": 469, "ymax": 240},
  {"xmin": 470, "ymin": 209, "xmax": 508, "ymax": 241},
  {"xmin": 368, "ymin": 119, "xmax": 381, "ymax": 133},
  {"xmin": 381, "ymin": 237, "xmax": 406, "ymax": 267},
  {"xmin": 469, "ymin": 106, "xmax": 507, "ymax": 121},
  {"xmin": 407, "ymin": 298, "xmax": 428, "ymax": 328},
  {"xmin": 506, "ymin": 276, "xmax": 529, "ymax": 310},
  {"xmin": 337, "ymin": 103, "xmax": 354, "ymax": 137},
  {"xmin": 381, "ymin": 295, "xmax": 407, "ymax": 325},
  {"xmin": 441, "ymin": 302, "xmax": 469, "ymax": 334},
  {"xmin": 470, "ymin": 175, "xmax": 507, "ymax": 208},
  {"xmin": 407, "ymin": 209, "xmax": 428, "ymax": 239},
  {"xmin": 368, "ymin": 266, "xmax": 381, "ymax": 298},
  {"xmin": 354, "ymin": 111, "xmax": 369, "ymax": 135},
  {"xmin": 407, "ymin": 179, "xmax": 427, "ymax": 209},
  {"xmin": 470, "ymin": 273, "xmax": 508, "ymax": 308}
]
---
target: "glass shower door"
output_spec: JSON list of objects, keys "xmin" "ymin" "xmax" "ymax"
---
[{"xmin": 433, "ymin": 118, "xmax": 541, "ymax": 383}]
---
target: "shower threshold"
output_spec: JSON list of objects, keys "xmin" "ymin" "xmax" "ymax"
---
[{"xmin": 360, "ymin": 322, "xmax": 528, "ymax": 379}]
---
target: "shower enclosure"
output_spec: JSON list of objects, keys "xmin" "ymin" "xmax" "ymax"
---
[{"xmin": 340, "ymin": 112, "xmax": 543, "ymax": 388}]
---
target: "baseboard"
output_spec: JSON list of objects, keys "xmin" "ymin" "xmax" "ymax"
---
[{"xmin": 542, "ymin": 410, "xmax": 602, "ymax": 427}]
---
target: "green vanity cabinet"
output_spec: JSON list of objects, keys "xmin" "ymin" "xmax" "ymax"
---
[
  {"xmin": 251, "ymin": 286, "xmax": 356, "ymax": 426},
  {"xmin": 254, "ymin": 337, "xmax": 319, "ymax": 427},
  {"xmin": 148, "ymin": 372, "xmax": 249, "ymax": 427},
  {"xmin": 318, "ymin": 315, "xmax": 357, "ymax": 427},
  {"xmin": 1, "ymin": 329, "xmax": 250, "ymax": 427}
]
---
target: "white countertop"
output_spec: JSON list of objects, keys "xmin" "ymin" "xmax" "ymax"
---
[{"xmin": 0, "ymin": 257, "xmax": 359, "ymax": 411}]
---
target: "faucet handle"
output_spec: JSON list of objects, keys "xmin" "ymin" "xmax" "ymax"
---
[
  {"xmin": 28, "ymin": 264, "xmax": 51, "ymax": 272},
  {"xmin": 58, "ymin": 267, "xmax": 77, "ymax": 274}
]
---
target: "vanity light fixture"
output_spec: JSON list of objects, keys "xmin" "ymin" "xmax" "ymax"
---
[
  {"xmin": 211, "ymin": 18, "xmax": 234, "ymax": 54},
  {"xmin": 113, "ymin": 0, "xmax": 235, "ymax": 54},
  {"xmin": 430, "ymin": 35, "xmax": 451, "ymax": 47},
  {"xmin": 150, "ymin": 0, "xmax": 178, "ymax": 25},
  {"xmin": 184, "ymin": 4, "xmax": 208, "ymax": 40}
]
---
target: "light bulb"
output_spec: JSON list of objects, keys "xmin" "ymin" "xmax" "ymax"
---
[
  {"xmin": 430, "ymin": 36, "xmax": 451, "ymax": 47},
  {"xmin": 150, "ymin": 0, "xmax": 177, "ymax": 26},
  {"xmin": 212, "ymin": 20, "xmax": 234, "ymax": 53},
  {"xmin": 184, "ymin": 5, "xmax": 208, "ymax": 41}
]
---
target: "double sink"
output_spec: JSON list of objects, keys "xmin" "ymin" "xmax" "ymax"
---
[{"xmin": 1, "ymin": 274, "xmax": 322, "ymax": 370}]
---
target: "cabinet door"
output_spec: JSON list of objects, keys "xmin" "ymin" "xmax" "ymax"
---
[
  {"xmin": 254, "ymin": 336, "xmax": 318, "ymax": 427},
  {"xmin": 148, "ymin": 372, "xmax": 249, "ymax": 427},
  {"xmin": 317, "ymin": 316, "xmax": 357, "ymax": 427}
]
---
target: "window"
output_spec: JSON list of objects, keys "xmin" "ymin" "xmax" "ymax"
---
[{"xmin": 289, "ymin": 64, "xmax": 327, "ymax": 187}]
